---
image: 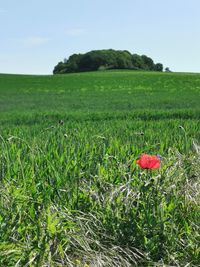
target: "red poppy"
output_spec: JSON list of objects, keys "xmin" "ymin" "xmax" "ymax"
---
[{"xmin": 136, "ymin": 154, "xmax": 161, "ymax": 169}]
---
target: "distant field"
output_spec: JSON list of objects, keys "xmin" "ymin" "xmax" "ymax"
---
[
  {"xmin": 0, "ymin": 71, "xmax": 200, "ymax": 266},
  {"xmin": 1, "ymin": 71, "xmax": 200, "ymax": 118}
]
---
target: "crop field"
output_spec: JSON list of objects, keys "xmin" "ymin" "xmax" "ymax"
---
[{"xmin": 0, "ymin": 71, "xmax": 200, "ymax": 266}]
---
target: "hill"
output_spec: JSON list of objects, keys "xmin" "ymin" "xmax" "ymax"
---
[{"xmin": 53, "ymin": 49, "xmax": 164, "ymax": 74}]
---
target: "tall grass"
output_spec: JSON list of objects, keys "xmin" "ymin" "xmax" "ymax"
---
[{"xmin": 0, "ymin": 120, "xmax": 199, "ymax": 266}]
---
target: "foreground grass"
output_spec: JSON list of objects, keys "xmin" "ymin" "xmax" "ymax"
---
[{"xmin": 0, "ymin": 71, "xmax": 200, "ymax": 266}]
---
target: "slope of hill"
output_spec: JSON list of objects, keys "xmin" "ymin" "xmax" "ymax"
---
[{"xmin": 0, "ymin": 71, "xmax": 200, "ymax": 121}]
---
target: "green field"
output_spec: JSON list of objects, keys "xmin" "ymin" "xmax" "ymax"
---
[{"xmin": 0, "ymin": 71, "xmax": 200, "ymax": 266}]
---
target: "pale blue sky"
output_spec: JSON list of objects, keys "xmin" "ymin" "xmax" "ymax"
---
[{"xmin": 0, "ymin": 0, "xmax": 200, "ymax": 74}]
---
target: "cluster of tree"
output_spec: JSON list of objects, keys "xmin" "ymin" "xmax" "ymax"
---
[{"xmin": 53, "ymin": 49, "xmax": 163, "ymax": 74}]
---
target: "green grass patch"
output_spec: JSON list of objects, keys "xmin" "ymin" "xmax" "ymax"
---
[{"xmin": 0, "ymin": 71, "xmax": 200, "ymax": 266}]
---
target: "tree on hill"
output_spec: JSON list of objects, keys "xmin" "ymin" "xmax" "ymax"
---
[
  {"xmin": 53, "ymin": 49, "xmax": 163, "ymax": 74},
  {"xmin": 165, "ymin": 67, "xmax": 172, "ymax": 72},
  {"xmin": 154, "ymin": 63, "xmax": 163, "ymax": 72},
  {"xmin": 131, "ymin": 54, "xmax": 145, "ymax": 69},
  {"xmin": 141, "ymin": 55, "xmax": 155, "ymax": 70}
]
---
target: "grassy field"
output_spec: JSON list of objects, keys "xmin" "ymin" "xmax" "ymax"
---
[{"xmin": 0, "ymin": 71, "xmax": 200, "ymax": 266}]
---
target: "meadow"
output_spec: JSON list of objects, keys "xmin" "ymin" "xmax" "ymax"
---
[{"xmin": 0, "ymin": 71, "xmax": 200, "ymax": 266}]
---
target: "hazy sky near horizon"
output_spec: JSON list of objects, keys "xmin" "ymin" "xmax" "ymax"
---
[{"xmin": 0, "ymin": 0, "xmax": 200, "ymax": 74}]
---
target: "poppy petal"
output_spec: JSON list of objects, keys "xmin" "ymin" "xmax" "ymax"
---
[{"xmin": 136, "ymin": 154, "xmax": 160, "ymax": 169}]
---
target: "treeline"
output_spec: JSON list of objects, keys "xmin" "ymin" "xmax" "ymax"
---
[{"xmin": 53, "ymin": 49, "xmax": 163, "ymax": 74}]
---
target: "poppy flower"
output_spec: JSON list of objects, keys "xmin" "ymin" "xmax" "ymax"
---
[{"xmin": 136, "ymin": 154, "xmax": 161, "ymax": 169}]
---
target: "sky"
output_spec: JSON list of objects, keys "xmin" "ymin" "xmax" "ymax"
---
[{"xmin": 0, "ymin": 0, "xmax": 200, "ymax": 74}]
